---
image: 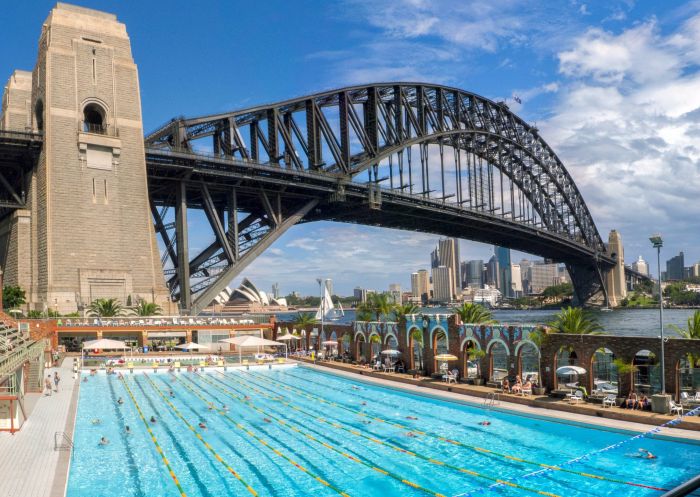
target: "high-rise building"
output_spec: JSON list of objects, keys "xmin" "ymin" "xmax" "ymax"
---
[
  {"xmin": 510, "ymin": 264, "xmax": 523, "ymax": 296},
  {"xmin": 525, "ymin": 263, "xmax": 559, "ymax": 294},
  {"xmin": 631, "ymin": 255, "xmax": 649, "ymax": 276},
  {"xmin": 605, "ymin": 230, "xmax": 627, "ymax": 306},
  {"xmin": 388, "ymin": 284, "xmax": 402, "ymax": 304},
  {"xmin": 271, "ymin": 283, "xmax": 280, "ymax": 299},
  {"xmin": 666, "ymin": 252, "xmax": 685, "ymax": 281},
  {"xmin": 465, "ymin": 260, "xmax": 484, "ymax": 288},
  {"xmin": 431, "ymin": 266, "xmax": 453, "ymax": 303},
  {"xmin": 353, "ymin": 287, "xmax": 367, "ymax": 303},
  {"xmin": 486, "ymin": 256, "xmax": 499, "ymax": 287},
  {"xmin": 411, "ymin": 270, "xmax": 430, "ymax": 303},
  {"xmin": 495, "ymin": 246, "xmax": 512, "ymax": 298},
  {"xmin": 692, "ymin": 263, "xmax": 700, "ymax": 278},
  {"xmin": 433, "ymin": 238, "xmax": 461, "ymax": 296}
]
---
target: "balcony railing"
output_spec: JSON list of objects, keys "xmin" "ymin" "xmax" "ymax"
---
[{"xmin": 80, "ymin": 122, "xmax": 119, "ymax": 137}]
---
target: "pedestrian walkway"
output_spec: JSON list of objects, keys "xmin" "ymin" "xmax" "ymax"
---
[{"xmin": 0, "ymin": 358, "xmax": 79, "ymax": 497}]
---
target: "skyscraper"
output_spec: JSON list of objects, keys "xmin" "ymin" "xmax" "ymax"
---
[
  {"xmin": 431, "ymin": 238, "xmax": 460, "ymax": 297},
  {"xmin": 666, "ymin": 252, "xmax": 685, "ymax": 281},
  {"xmin": 411, "ymin": 270, "xmax": 430, "ymax": 303},
  {"xmin": 432, "ymin": 266, "xmax": 453, "ymax": 303},
  {"xmin": 466, "ymin": 260, "xmax": 484, "ymax": 288},
  {"xmin": 495, "ymin": 246, "xmax": 512, "ymax": 298},
  {"xmin": 631, "ymin": 255, "xmax": 649, "ymax": 276},
  {"xmin": 486, "ymin": 256, "xmax": 499, "ymax": 287}
]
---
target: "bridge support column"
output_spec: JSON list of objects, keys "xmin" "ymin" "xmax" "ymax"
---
[{"xmin": 175, "ymin": 182, "xmax": 190, "ymax": 313}]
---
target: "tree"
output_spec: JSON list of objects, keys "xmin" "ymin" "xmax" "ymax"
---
[
  {"xmin": 293, "ymin": 312, "xmax": 317, "ymax": 328},
  {"xmin": 3, "ymin": 285, "xmax": 26, "ymax": 310},
  {"xmin": 87, "ymin": 298, "xmax": 124, "ymax": 317},
  {"xmin": 527, "ymin": 327, "xmax": 549, "ymax": 385},
  {"xmin": 452, "ymin": 302, "xmax": 495, "ymax": 324},
  {"xmin": 357, "ymin": 293, "xmax": 394, "ymax": 322},
  {"xmin": 548, "ymin": 306, "xmax": 602, "ymax": 335},
  {"xmin": 392, "ymin": 303, "xmax": 420, "ymax": 322},
  {"xmin": 410, "ymin": 327, "xmax": 424, "ymax": 370},
  {"xmin": 669, "ymin": 310, "xmax": 700, "ymax": 366},
  {"xmin": 135, "ymin": 300, "xmax": 162, "ymax": 316},
  {"xmin": 613, "ymin": 358, "xmax": 638, "ymax": 395}
]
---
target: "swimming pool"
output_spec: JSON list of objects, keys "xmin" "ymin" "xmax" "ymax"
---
[{"xmin": 67, "ymin": 365, "xmax": 700, "ymax": 497}]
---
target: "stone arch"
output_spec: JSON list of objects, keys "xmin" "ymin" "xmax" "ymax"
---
[
  {"xmin": 486, "ymin": 338, "xmax": 510, "ymax": 356},
  {"xmin": 353, "ymin": 330, "xmax": 367, "ymax": 342},
  {"xmin": 384, "ymin": 331, "xmax": 398, "ymax": 348},
  {"xmin": 407, "ymin": 326, "xmax": 424, "ymax": 371},
  {"xmin": 81, "ymin": 98, "xmax": 109, "ymax": 133},
  {"xmin": 514, "ymin": 339, "xmax": 538, "ymax": 356},
  {"xmin": 487, "ymin": 339, "xmax": 509, "ymax": 382},
  {"xmin": 460, "ymin": 337, "xmax": 482, "ymax": 351},
  {"xmin": 429, "ymin": 325, "xmax": 448, "ymax": 345},
  {"xmin": 432, "ymin": 327, "xmax": 449, "ymax": 373},
  {"xmin": 461, "ymin": 338, "xmax": 481, "ymax": 379},
  {"xmin": 553, "ymin": 345, "xmax": 581, "ymax": 390},
  {"xmin": 406, "ymin": 325, "xmax": 421, "ymax": 347},
  {"xmin": 633, "ymin": 349, "xmax": 659, "ymax": 395},
  {"xmin": 516, "ymin": 340, "xmax": 540, "ymax": 383},
  {"xmin": 590, "ymin": 347, "xmax": 618, "ymax": 394}
]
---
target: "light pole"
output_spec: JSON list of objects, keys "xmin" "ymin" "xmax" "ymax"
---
[{"xmin": 649, "ymin": 234, "xmax": 665, "ymax": 395}]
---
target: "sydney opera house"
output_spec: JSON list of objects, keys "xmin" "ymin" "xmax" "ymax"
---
[{"xmin": 213, "ymin": 278, "xmax": 289, "ymax": 313}]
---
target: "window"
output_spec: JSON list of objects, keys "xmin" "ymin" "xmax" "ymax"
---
[
  {"xmin": 82, "ymin": 103, "xmax": 105, "ymax": 134},
  {"xmin": 34, "ymin": 100, "xmax": 44, "ymax": 131}
]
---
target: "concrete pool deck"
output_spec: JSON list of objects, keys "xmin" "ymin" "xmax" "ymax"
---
[
  {"xmin": 300, "ymin": 359, "xmax": 700, "ymax": 442},
  {"xmin": 0, "ymin": 358, "xmax": 80, "ymax": 497}
]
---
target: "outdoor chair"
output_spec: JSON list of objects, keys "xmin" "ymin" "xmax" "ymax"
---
[
  {"xmin": 680, "ymin": 392, "xmax": 692, "ymax": 406},
  {"xmin": 568, "ymin": 390, "xmax": 584, "ymax": 405},
  {"xmin": 372, "ymin": 361, "xmax": 382, "ymax": 371},
  {"xmin": 694, "ymin": 392, "xmax": 700, "ymax": 402},
  {"xmin": 443, "ymin": 370, "xmax": 457, "ymax": 384},
  {"xmin": 520, "ymin": 386, "xmax": 532, "ymax": 397},
  {"xmin": 602, "ymin": 394, "xmax": 617, "ymax": 408},
  {"xmin": 670, "ymin": 401, "xmax": 684, "ymax": 416}
]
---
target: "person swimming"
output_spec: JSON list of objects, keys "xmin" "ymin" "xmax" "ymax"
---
[
  {"xmin": 198, "ymin": 422, "xmax": 207, "ymax": 429},
  {"xmin": 125, "ymin": 425, "xmax": 132, "ymax": 435},
  {"xmin": 478, "ymin": 421, "xmax": 491, "ymax": 426},
  {"xmin": 406, "ymin": 416, "xmax": 418, "ymax": 420},
  {"xmin": 638, "ymin": 448, "xmax": 657, "ymax": 459},
  {"xmin": 117, "ymin": 397, "xmax": 124, "ymax": 405},
  {"xmin": 99, "ymin": 437, "xmax": 109, "ymax": 445},
  {"xmin": 169, "ymin": 390, "xmax": 175, "ymax": 398},
  {"xmin": 405, "ymin": 432, "xmax": 416, "ymax": 437},
  {"xmin": 91, "ymin": 418, "xmax": 101, "ymax": 425},
  {"xmin": 263, "ymin": 418, "xmax": 272, "ymax": 423},
  {"xmin": 150, "ymin": 416, "xmax": 157, "ymax": 423}
]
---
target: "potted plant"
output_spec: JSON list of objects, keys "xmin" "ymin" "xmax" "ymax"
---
[{"xmin": 466, "ymin": 347, "xmax": 486, "ymax": 385}]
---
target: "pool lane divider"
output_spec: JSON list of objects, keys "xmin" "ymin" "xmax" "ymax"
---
[
  {"xmin": 140, "ymin": 373, "xmax": 259, "ymax": 497},
  {"xmin": 192, "ymin": 373, "xmax": 493, "ymax": 497},
  {"xmin": 210, "ymin": 371, "xmax": 563, "ymax": 497},
  {"xmin": 119, "ymin": 376, "xmax": 188, "ymax": 497},
  {"xmin": 249, "ymin": 370, "xmax": 669, "ymax": 493},
  {"xmin": 166, "ymin": 373, "xmax": 353, "ymax": 497}
]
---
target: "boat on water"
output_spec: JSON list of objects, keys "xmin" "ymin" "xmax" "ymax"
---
[
  {"xmin": 314, "ymin": 279, "xmax": 344, "ymax": 321},
  {"xmin": 600, "ymin": 307, "xmax": 613, "ymax": 312}
]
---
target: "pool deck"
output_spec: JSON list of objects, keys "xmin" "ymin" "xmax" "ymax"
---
[
  {"xmin": 0, "ymin": 358, "xmax": 80, "ymax": 497},
  {"xmin": 300, "ymin": 359, "xmax": 700, "ymax": 441}
]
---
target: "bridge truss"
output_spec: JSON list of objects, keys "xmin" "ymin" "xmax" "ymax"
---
[{"xmin": 145, "ymin": 83, "xmax": 614, "ymax": 313}]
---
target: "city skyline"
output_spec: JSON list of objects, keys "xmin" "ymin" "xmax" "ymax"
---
[{"xmin": 2, "ymin": 1, "xmax": 700, "ymax": 297}]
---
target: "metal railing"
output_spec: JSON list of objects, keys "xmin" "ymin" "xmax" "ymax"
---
[
  {"xmin": 484, "ymin": 392, "xmax": 500, "ymax": 408},
  {"xmin": 54, "ymin": 431, "xmax": 73, "ymax": 451},
  {"xmin": 0, "ymin": 339, "xmax": 47, "ymax": 384},
  {"xmin": 660, "ymin": 474, "xmax": 700, "ymax": 496},
  {"xmin": 80, "ymin": 122, "xmax": 119, "ymax": 137}
]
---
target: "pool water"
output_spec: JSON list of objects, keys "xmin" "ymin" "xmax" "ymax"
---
[{"xmin": 67, "ymin": 366, "xmax": 700, "ymax": 497}]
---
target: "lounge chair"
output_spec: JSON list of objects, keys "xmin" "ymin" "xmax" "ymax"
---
[
  {"xmin": 670, "ymin": 401, "xmax": 684, "ymax": 416},
  {"xmin": 568, "ymin": 390, "xmax": 584, "ymax": 404},
  {"xmin": 602, "ymin": 394, "xmax": 617, "ymax": 408},
  {"xmin": 680, "ymin": 392, "xmax": 692, "ymax": 406},
  {"xmin": 443, "ymin": 370, "xmax": 457, "ymax": 384}
]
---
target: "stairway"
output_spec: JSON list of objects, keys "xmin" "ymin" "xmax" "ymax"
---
[{"xmin": 26, "ymin": 356, "xmax": 44, "ymax": 393}]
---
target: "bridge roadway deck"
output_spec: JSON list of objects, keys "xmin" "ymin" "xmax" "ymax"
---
[{"xmin": 0, "ymin": 358, "xmax": 79, "ymax": 497}]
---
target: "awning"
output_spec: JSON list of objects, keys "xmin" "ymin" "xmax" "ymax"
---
[{"xmin": 147, "ymin": 331, "xmax": 187, "ymax": 338}]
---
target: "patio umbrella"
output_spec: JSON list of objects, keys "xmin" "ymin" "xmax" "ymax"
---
[
  {"xmin": 381, "ymin": 349, "xmax": 401, "ymax": 355},
  {"xmin": 220, "ymin": 336, "xmax": 286, "ymax": 361},
  {"xmin": 277, "ymin": 333, "xmax": 300, "ymax": 341},
  {"xmin": 8, "ymin": 309, "xmax": 22, "ymax": 316},
  {"xmin": 434, "ymin": 354, "xmax": 458, "ymax": 361},
  {"xmin": 175, "ymin": 342, "xmax": 209, "ymax": 355},
  {"xmin": 81, "ymin": 338, "xmax": 129, "ymax": 369},
  {"xmin": 321, "ymin": 340, "xmax": 338, "ymax": 346},
  {"xmin": 556, "ymin": 366, "xmax": 587, "ymax": 375}
]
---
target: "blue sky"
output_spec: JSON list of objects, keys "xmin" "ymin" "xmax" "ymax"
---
[{"xmin": 2, "ymin": 1, "xmax": 700, "ymax": 296}]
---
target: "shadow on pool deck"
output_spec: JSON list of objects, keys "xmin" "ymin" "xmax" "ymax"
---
[{"xmin": 298, "ymin": 358, "xmax": 700, "ymax": 432}]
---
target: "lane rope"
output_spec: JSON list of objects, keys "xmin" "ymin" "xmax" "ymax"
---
[
  {"xmin": 190, "ymin": 372, "xmax": 450, "ymax": 497},
  {"xmin": 119, "ymin": 376, "xmax": 188, "ymax": 497},
  {"xmin": 213, "ymin": 370, "xmax": 562, "ymax": 496},
  {"xmin": 251, "ymin": 369, "xmax": 669, "ymax": 492},
  {"xmin": 140, "ymin": 373, "xmax": 258, "ymax": 496},
  {"xmin": 166, "ymin": 373, "xmax": 353, "ymax": 497}
]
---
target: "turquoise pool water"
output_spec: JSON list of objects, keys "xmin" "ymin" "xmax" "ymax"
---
[{"xmin": 67, "ymin": 366, "xmax": 700, "ymax": 497}]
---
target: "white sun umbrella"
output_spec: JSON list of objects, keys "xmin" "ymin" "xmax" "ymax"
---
[
  {"xmin": 220, "ymin": 335, "xmax": 287, "ymax": 362},
  {"xmin": 81, "ymin": 338, "xmax": 129, "ymax": 370},
  {"xmin": 321, "ymin": 340, "xmax": 338, "ymax": 346},
  {"xmin": 556, "ymin": 365, "xmax": 587, "ymax": 376},
  {"xmin": 175, "ymin": 342, "xmax": 209, "ymax": 357},
  {"xmin": 8, "ymin": 309, "xmax": 22, "ymax": 316},
  {"xmin": 381, "ymin": 349, "xmax": 401, "ymax": 355}
]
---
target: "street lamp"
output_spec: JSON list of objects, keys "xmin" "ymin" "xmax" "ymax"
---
[{"xmin": 649, "ymin": 234, "xmax": 665, "ymax": 395}]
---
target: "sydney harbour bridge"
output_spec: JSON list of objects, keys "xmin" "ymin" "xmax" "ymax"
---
[{"xmin": 0, "ymin": 5, "xmax": 632, "ymax": 315}]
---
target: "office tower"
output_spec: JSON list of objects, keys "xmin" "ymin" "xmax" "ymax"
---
[
  {"xmin": 434, "ymin": 238, "xmax": 461, "ymax": 296},
  {"xmin": 510, "ymin": 264, "xmax": 523, "ymax": 296},
  {"xmin": 486, "ymin": 255, "xmax": 499, "ymax": 287},
  {"xmin": 431, "ymin": 266, "xmax": 453, "ymax": 303},
  {"xmin": 411, "ymin": 270, "xmax": 430, "ymax": 303},
  {"xmin": 495, "ymin": 246, "xmax": 512, "ymax": 298},
  {"xmin": 465, "ymin": 260, "xmax": 484, "ymax": 288},
  {"xmin": 666, "ymin": 252, "xmax": 685, "ymax": 281},
  {"xmin": 353, "ymin": 287, "xmax": 367, "ymax": 303},
  {"xmin": 388, "ymin": 284, "xmax": 402, "ymax": 304},
  {"xmin": 631, "ymin": 256, "xmax": 649, "ymax": 276},
  {"xmin": 526, "ymin": 263, "xmax": 559, "ymax": 294}
]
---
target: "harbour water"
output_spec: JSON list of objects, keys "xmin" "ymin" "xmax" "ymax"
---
[{"xmin": 276, "ymin": 308, "xmax": 698, "ymax": 338}]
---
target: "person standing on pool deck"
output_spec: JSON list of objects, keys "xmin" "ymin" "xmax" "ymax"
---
[
  {"xmin": 44, "ymin": 375, "xmax": 53, "ymax": 396},
  {"xmin": 53, "ymin": 372, "xmax": 60, "ymax": 392}
]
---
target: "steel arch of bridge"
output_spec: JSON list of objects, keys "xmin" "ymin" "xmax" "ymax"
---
[{"xmin": 145, "ymin": 83, "xmax": 614, "ymax": 313}]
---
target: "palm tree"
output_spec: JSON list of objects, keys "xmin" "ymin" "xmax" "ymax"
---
[
  {"xmin": 357, "ymin": 293, "xmax": 394, "ymax": 322},
  {"xmin": 670, "ymin": 310, "xmax": 700, "ymax": 366},
  {"xmin": 548, "ymin": 306, "xmax": 602, "ymax": 335},
  {"xmin": 293, "ymin": 312, "xmax": 317, "ymax": 328},
  {"xmin": 87, "ymin": 298, "xmax": 124, "ymax": 317},
  {"xmin": 392, "ymin": 303, "xmax": 420, "ymax": 322},
  {"xmin": 135, "ymin": 300, "xmax": 162, "ymax": 316},
  {"xmin": 410, "ymin": 327, "xmax": 424, "ymax": 370},
  {"xmin": 452, "ymin": 302, "xmax": 495, "ymax": 324}
]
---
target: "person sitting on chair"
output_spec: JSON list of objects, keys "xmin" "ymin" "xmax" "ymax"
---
[
  {"xmin": 511, "ymin": 376, "xmax": 522, "ymax": 395},
  {"xmin": 501, "ymin": 377, "xmax": 510, "ymax": 393}
]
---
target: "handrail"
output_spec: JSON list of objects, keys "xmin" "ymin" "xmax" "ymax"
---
[
  {"xmin": 54, "ymin": 431, "xmax": 73, "ymax": 451},
  {"xmin": 660, "ymin": 474, "xmax": 700, "ymax": 497},
  {"xmin": 0, "ymin": 339, "xmax": 47, "ymax": 385},
  {"xmin": 484, "ymin": 392, "xmax": 499, "ymax": 408}
]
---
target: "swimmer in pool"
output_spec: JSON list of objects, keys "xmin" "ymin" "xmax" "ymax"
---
[
  {"xmin": 263, "ymin": 418, "xmax": 272, "ymax": 423},
  {"xmin": 117, "ymin": 397, "xmax": 124, "ymax": 405},
  {"xmin": 91, "ymin": 418, "xmax": 101, "ymax": 425},
  {"xmin": 198, "ymin": 422, "xmax": 207, "ymax": 429},
  {"xmin": 478, "ymin": 421, "xmax": 491, "ymax": 426},
  {"xmin": 406, "ymin": 416, "xmax": 418, "ymax": 420},
  {"xmin": 638, "ymin": 448, "xmax": 657, "ymax": 459},
  {"xmin": 405, "ymin": 432, "xmax": 416, "ymax": 437},
  {"xmin": 99, "ymin": 437, "xmax": 109, "ymax": 445}
]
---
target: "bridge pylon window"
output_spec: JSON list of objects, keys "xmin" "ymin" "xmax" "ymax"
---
[{"xmin": 82, "ymin": 103, "xmax": 106, "ymax": 134}]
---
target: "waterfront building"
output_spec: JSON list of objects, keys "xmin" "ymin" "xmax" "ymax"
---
[
  {"xmin": 510, "ymin": 264, "xmax": 523, "ymax": 297},
  {"xmin": 631, "ymin": 255, "xmax": 649, "ymax": 276},
  {"xmin": 692, "ymin": 263, "xmax": 700, "ymax": 278},
  {"xmin": 431, "ymin": 265, "xmax": 453, "ymax": 303},
  {"xmin": 465, "ymin": 260, "xmax": 484, "ymax": 288},
  {"xmin": 410, "ymin": 269, "xmax": 430, "ymax": 303},
  {"xmin": 353, "ymin": 287, "xmax": 367, "ymax": 303},
  {"xmin": 666, "ymin": 252, "xmax": 685, "ymax": 281},
  {"xmin": 495, "ymin": 246, "xmax": 512, "ymax": 298}
]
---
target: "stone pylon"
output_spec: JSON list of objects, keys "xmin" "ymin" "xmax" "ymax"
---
[
  {"xmin": 0, "ymin": 4, "xmax": 170, "ymax": 313},
  {"xmin": 605, "ymin": 229, "xmax": 627, "ymax": 307}
]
